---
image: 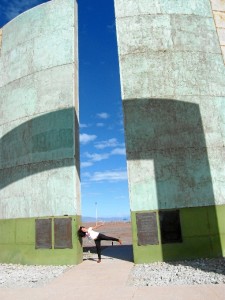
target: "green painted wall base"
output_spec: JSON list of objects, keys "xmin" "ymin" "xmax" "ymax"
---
[
  {"xmin": 131, "ymin": 205, "xmax": 225, "ymax": 264},
  {"xmin": 0, "ymin": 215, "xmax": 83, "ymax": 265}
]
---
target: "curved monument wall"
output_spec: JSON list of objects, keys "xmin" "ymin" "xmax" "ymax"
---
[
  {"xmin": 115, "ymin": 0, "xmax": 225, "ymax": 262},
  {"xmin": 0, "ymin": 0, "xmax": 81, "ymax": 265}
]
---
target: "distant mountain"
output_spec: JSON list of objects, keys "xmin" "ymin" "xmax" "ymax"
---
[{"xmin": 82, "ymin": 216, "xmax": 130, "ymax": 223}]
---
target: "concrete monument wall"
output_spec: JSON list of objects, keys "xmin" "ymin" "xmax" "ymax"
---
[
  {"xmin": 0, "ymin": 0, "xmax": 82, "ymax": 265},
  {"xmin": 115, "ymin": 0, "xmax": 225, "ymax": 263}
]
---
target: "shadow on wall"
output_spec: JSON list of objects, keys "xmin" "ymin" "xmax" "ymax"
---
[
  {"xmin": 123, "ymin": 98, "xmax": 222, "ymax": 259},
  {"xmin": 0, "ymin": 108, "xmax": 80, "ymax": 190}
]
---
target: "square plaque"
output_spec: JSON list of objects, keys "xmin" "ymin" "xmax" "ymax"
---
[{"xmin": 136, "ymin": 212, "xmax": 159, "ymax": 246}]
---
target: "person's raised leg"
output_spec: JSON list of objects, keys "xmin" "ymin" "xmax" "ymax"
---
[{"xmin": 98, "ymin": 233, "xmax": 122, "ymax": 244}]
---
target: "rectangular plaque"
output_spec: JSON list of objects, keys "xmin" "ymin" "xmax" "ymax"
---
[
  {"xmin": 159, "ymin": 210, "xmax": 182, "ymax": 244},
  {"xmin": 136, "ymin": 212, "xmax": 159, "ymax": 246},
  {"xmin": 35, "ymin": 218, "xmax": 52, "ymax": 249},
  {"xmin": 54, "ymin": 218, "xmax": 72, "ymax": 249}
]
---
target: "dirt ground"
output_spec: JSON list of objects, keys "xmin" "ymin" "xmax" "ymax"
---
[{"xmin": 82, "ymin": 222, "xmax": 132, "ymax": 248}]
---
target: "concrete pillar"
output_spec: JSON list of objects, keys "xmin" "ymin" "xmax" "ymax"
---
[
  {"xmin": 115, "ymin": 0, "xmax": 225, "ymax": 263},
  {"xmin": 0, "ymin": 0, "xmax": 82, "ymax": 265}
]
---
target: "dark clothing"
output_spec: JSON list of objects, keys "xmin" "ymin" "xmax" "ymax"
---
[{"xmin": 94, "ymin": 233, "xmax": 119, "ymax": 260}]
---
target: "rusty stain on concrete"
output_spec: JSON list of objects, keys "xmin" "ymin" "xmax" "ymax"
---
[
  {"xmin": 213, "ymin": 11, "xmax": 225, "ymax": 27},
  {"xmin": 210, "ymin": 0, "xmax": 225, "ymax": 11},
  {"xmin": 211, "ymin": 0, "xmax": 225, "ymax": 62}
]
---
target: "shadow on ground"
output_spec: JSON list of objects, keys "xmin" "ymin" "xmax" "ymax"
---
[
  {"xmin": 83, "ymin": 245, "xmax": 133, "ymax": 262},
  {"xmin": 168, "ymin": 257, "xmax": 225, "ymax": 276}
]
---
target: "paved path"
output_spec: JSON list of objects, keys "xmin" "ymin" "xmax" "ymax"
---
[{"xmin": 0, "ymin": 246, "xmax": 225, "ymax": 300}]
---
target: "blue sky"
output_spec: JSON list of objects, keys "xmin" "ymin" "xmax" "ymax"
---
[{"xmin": 0, "ymin": 0, "xmax": 130, "ymax": 219}]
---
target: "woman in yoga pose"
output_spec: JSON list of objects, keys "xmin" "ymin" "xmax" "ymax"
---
[{"xmin": 78, "ymin": 223, "xmax": 122, "ymax": 263}]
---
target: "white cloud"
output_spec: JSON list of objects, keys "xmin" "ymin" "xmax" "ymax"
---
[
  {"xmin": 107, "ymin": 22, "xmax": 115, "ymax": 32},
  {"xmin": 97, "ymin": 112, "xmax": 110, "ymax": 119},
  {"xmin": 85, "ymin": 152, "xmax": 110, "ymax": 162},
  {"xmin": 80, "ymin": 133, "xmax": 97, "ymax": 145},
  {"xmin": 111, "ymin": 148, "xmax": 126, "ymax": 155},
  {"xmin": 96, "ymin": 123, "xmax": 104, "ymax": 127},
  {"xmin": 81, "ymin": 162, "xmax": 93, "ymax": 168},
  {"xmin": 82, "ymin": 145, "xmax": 125, "ymax": 167},
  {"xmin": 82, "ymin": 172, "xmax": 91, "ymax": 178},
  {"xmin": 80, "ymin": 123, "xmax": 88, "ymax": 128},
  {"xmin": 115, "ymin": 195, "xmax": 127, "ymax": 200},
  {"xmin": 90, "ymin": 171, "xmax": 127, "ymax": 182},
  {"xmin": 95, "ymin": 138, "xmax": 118, "ymax": 149}
]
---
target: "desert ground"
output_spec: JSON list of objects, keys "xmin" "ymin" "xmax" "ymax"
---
[{"xmin": 82, "ymin": 221, "xmax": 132, "ymax": 250}]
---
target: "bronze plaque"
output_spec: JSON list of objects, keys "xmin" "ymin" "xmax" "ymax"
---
[
  {"xmin": 54, "ymin": 218, "xmax": 72, "ymax": 249},
  {"xmin": 136, "ymin": 212, "xmax": 159, "ymax": 245},
  {"xmin": 35, "ymin": 218, "xmax": 52, "ymax": 249}
]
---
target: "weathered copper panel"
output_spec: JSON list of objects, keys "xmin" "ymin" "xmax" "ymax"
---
[
  {"xmin": 35, "ymin": 218, "xmax": 52, "ymax": 249},
  {"xmin": 136, "ymin": 212, "xmax": 159, "ymax": 245},
  {"xmin": 54, "ymin": 218, "xmax": 72, "ymax": 249}
]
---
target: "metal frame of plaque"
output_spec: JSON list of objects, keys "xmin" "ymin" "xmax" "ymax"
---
[
  {"xmin": 35, "ymin": 218, "xmax": 52, "ymax": 249},
  {"xmin": 136, "ymin": 212, "xmax": 159, "ymax": 246},
  {"xmin": 54, "ymin": 218, "xmax": 72, "ymax": 249}
]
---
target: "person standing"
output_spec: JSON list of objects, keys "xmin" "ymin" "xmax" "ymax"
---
[{"xmin": 78, "ymin": 223, "xmax": 122, "ymax": 263}]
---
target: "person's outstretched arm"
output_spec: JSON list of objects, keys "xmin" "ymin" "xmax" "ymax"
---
[{"xmin": 92, "ymin": 222, "xmax": 104, "ymax": 230}]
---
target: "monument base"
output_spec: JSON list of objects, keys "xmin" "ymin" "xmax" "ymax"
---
[
  {"xmin": 131, "ymin": 204, "xmax": 225, "ymax": 264},
  {"xmin": 0, "ymin": 215, "xmax": 83, "ymax": 265}
]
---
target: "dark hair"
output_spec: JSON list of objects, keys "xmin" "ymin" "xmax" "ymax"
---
[{"xmin": 78, "ymin": 226, "xmax": 86, "ymax": 238}]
